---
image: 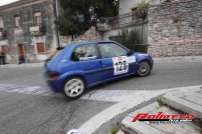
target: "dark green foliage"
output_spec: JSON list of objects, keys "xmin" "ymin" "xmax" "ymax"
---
[
  {"xmin": 131, "ymin": 0, "xmax": 150, "ymax": 19},
  {"xmin": 58, "ymin": 0, "xmax": 119, "ymax": 37},
  {"xmin": 110, "ymin": 30, "xmax": 148, "ymax": 53},
  {"xmin": 111, "ymin": 127, "xmax": 119, "ymax": 134}
]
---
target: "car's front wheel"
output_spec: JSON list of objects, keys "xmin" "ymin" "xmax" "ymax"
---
[
  {"xmin": 137, "ymin": 61, "xmax": 151, "ymax": 77},
  {"xmin": 63, "ymin": 77, "xmax": 85, "ymax": 99}
]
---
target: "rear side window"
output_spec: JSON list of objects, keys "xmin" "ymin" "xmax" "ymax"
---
[
  {"xmin": 72, "ymin": 45, "xmax": 98, "ymax": 61},
  {"xmin": 98, "ymin": 43, "xmax": 128, "ymax": 58}
]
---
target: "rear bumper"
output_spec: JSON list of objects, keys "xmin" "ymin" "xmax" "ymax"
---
[
  {"xmin": 44, "ymin": 71, "xmax": 64, "ymax": 93},
  {"xmin": 46, "ymin": 80, "xmax": 63, "ymax": 93}
]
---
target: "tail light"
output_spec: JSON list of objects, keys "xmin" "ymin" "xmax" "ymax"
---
[{"xmin": 47, "ymin": 71, "xmax": 60, "ymax": 80}]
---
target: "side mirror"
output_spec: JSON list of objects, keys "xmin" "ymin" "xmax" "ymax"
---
[{"xmin": 127, "ymin": 50, "xmax": 133, "ymax": 56}]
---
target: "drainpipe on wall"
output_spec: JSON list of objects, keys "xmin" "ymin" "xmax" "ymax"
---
[{"xmin": 52, "ymin": 0, "xmax": 60, "ymax": 48}]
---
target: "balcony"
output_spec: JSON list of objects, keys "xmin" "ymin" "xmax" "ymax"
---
[
  {"xmin": 29, "ymin": 25, "xmax": 46, "ymax": 36},
  {"xmin": 0, "ymin": 29, "xmax": 7, "ymax": 40},
  {"xmin": 14, "ymin": 28, "xmax": 24, "ymax": 36},
  {"xmin": 14, "ymin": 28, "xmax": 24, "ymax": 43},
  {"xmin": 0, "ymin": 29, "xmax": 8, "ymax": 46}
]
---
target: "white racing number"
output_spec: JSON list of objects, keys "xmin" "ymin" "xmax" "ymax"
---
[
  {"xmin": 112, "ymin": 56, "xmax": 136, "ymax": 75},
  {"xmin": 113, "ymin": 56, "xmax": 129, "ymax": 75}
]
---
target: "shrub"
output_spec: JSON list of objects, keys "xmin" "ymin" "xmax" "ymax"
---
[
  {"xmin": 131, "ymin": 0, "xmax": 150, "ymax": 19},
  {"xmin": 109, "ymin": 30, "xmax": 148, "ymax": 53}
]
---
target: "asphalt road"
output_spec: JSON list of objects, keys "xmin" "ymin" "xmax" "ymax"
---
[
  {"xmin": 0, "ymin": 61, "xmax": 202, "ymax": 90},
  {"xmin": 0, "ymin": 61, "xmax": 202, "ymax": 134},
  {"xmin": 0, "ymin": 92, "xmax": 113, "ymax": 134}
]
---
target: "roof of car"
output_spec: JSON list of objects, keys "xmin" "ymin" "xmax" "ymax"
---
[{"xmin": 68, "ymin": 40, "xmax": 116, "ymax": 46}]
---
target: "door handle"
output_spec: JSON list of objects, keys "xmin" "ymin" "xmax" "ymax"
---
[
  {"xmin": 99, "ymin": 60, "xmax": 103, "ymax": 65},
  {"xmin": 99, "ymin": 61, "xmax": 106, "ymax": 67}
]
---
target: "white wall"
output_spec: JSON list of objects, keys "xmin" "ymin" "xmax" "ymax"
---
[
  {"xmin": 119, "ymin": 0, "xmax": 140, "ymax": 15},
  {"xmin": 119, "ymin": 0, "xmax": 162, "ymax": 15}
]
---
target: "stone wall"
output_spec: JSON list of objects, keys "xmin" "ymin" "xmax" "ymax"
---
[
  {"xmin": 76, "ymin": 27, "xmax": 102, "ymax": 41},
  {"xmin": 60, "ymin": 26, "xmax": 102, "ymax": 46},
  {"xmin": 147, "ymin": 0, "xmax": 202, "ymax": 57}
]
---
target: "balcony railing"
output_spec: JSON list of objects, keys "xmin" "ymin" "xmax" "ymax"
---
[
  {"xmin": 13, "ymin": 28, "xmax": 25, "ymax": 43},
  {"xmin": 0, "ymin": 28, "xmax": 7, "ymax": 40},
  {"xmin": 29, "ymin": 24, "xmax": 46, "ymax": 36},
  {"xmin": 14, "ymin": 28, "xmax": 24, "ymax": 36},
  {"xmin": 97, "ymin": 12, "xmax": 148, "ymax": 31}
]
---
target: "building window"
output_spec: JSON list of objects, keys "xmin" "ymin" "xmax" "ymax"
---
[
  {"xmin": 0, "ymin": 17, "xmax": 4, "ymax": 28},
  {"xmin": 14, "ymin": 16, "xmax": 20, "ymax": 27},
  {"xmin": 34, "ymin": 12, "xmax": 42, "ymax": 25},
  {"xmin": 36, "ymin": 42, "xmax": 45, "ymax": 54}
]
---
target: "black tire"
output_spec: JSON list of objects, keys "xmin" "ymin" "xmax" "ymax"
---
[
  {"xmin": 137, "ymin": 61, "xmax": 151, "ymax": 77},
  {"xmin": 63, "ymin": 77, "xmax": 85, "ymax": 99}
]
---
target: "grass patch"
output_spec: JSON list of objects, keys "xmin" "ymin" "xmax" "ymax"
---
[{"xmin": 111, "ymin": 127, "xmax": 119, "ymax": 134}]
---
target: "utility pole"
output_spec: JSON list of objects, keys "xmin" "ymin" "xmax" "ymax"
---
[{"xmin": 52, "ymin": 0, "xmax": 60, "ymax": 48}]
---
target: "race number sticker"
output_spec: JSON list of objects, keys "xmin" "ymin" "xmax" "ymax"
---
[
  {"xmin": 113, "ymin": 56, "xmax": 129, "ymax": 75},
  {"xmin": 128, "ymin": 56, "xmax": 136, "ymax": 64}
]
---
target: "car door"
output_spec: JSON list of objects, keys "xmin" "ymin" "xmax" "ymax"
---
[
  {"xmin": 97, "ymin": 42, "xmax": 136, "ymax": 80},
  {"xmin": 72, "ymin": 44, "xmax": 103, "ymax": 84}
]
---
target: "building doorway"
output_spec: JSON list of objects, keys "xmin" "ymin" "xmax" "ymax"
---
[
  {"xmin": 18, "ymin": 44, "xmax": 26, "ymax": 64},
  {"xmin": 36, "ymin": 42, "xmax": 45, "ymax": 54},
  {"xmin": 0, "ymin": 46, "xmax": 6, "ymax": 65},
  {"xmin": 35, "ymin": 42, "xmax": 47, "ymax": 61}
]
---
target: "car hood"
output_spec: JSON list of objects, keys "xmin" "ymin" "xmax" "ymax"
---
[{"xmin": 133, "ymin": 52, "xmax": 148, "ymax": 56}]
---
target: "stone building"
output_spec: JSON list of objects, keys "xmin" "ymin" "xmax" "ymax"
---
[
  {"xmin": 1, "ymin": 0, "xmax": 201, "ymax": 61},
  {"xmin": 147, "ymin": 0, "xmax": 202, "ymax": 56},
  {"xmin": 0, "ymin": 0, "xmax": 57, "ymax": 63},
  {"xmin": 101, "ymin": 0, "xmax": 202, "ymax": 57}
]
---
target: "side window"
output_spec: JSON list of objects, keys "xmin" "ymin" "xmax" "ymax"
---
[
  {"xmin": 34, "ymin": 12, "xmax": 42, "ymax": 25},
  {"xmin": 72, "ymin": 45, "xmax": 98, "ymax": 61},
  {"xmin": 98, "ymin": 43, "xmax": 128, "ymax": 58},
  {"xmin": 14, "ymin": 16, "xmax": 20, "ymax": 27},
  {"xmin": 0, "ymin": 16, "xmax": 4, "ymax": 28}
]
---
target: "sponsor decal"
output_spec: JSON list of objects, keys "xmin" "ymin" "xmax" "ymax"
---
[
  {"xmin": 112, "ymin": 56, "xmax": 136, "ymax": 75},
  {"xmin": 130, "ymin": 112, "xmax": 194, "ymax": 124},
  {"xmin": 128, "ymin": 56, "xmax": 136, "ymax": 64}
]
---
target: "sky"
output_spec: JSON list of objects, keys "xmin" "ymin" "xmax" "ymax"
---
[{"xmin": 0, "ymin": 0, "xmax": 19, "ymax": 6}]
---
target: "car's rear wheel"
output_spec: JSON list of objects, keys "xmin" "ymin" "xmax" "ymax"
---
[
  {"xmin": 137, "ymin": 61, "xmax": 151, "ymax": 77},
  {"xmin": 64, "ymin": 77, "xmax": 85, "ymax": 99}
]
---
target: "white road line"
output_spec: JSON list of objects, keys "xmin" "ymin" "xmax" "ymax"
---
[
  {"xmin": 0, "ymin": 84, "xmax": 159, "ymax": 102},
  {"xmin": 81, "ymin": 90, "xmax": 160, "ymax": 102},
  {"xmin": 0, "ymin": 84, "xmax": 51, "ymax": 96},
  {"xmin": 0, "ymin": 83, "xmax": 182, "ymax": 102},
  {"xmin": 0, "ymin": 84, "xmax": 153, "ymax": 102},
  {"xmin": 31, "ymin": 89, "xmax": 50, "ymax": 95},
  {"xmin": 21, "ymin": 86, "xmax": 42, "ymax": 93}
]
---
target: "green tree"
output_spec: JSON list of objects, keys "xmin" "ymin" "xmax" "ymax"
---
[{"xmin": 58, "ymin": 0, "xmax": 119, "ymax": 38}]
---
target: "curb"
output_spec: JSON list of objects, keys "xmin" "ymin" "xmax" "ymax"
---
[
  {"xmin": 121, "ymin": 102, "xmax": 166, "ymax": 134},
  {"xmin": 160, "ymin": 87, "xmax": 202, "ymax": 119},
  {"xmin": 154, "ymin": 55, "xmax": 202, "ymax": 63},
  {"xmin": 77, "ymin": 85, "xmax": 202, "ymax": 134},
  {"xmin": 79, "ymin": 91, "xmax": 166, "ymax": 134},
  {"xmin": 0, "ymin": 63, "xmax": 44, "ymax": 68}
]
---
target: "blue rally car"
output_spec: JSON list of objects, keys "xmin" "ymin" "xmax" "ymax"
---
[{"xmin": 45, "ymin": 40, "xmax": 153, "ymax": 99}]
